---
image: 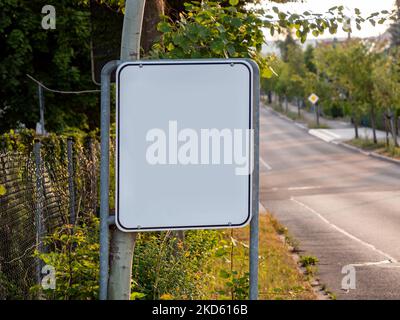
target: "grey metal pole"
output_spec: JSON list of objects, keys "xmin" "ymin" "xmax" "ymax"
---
[
  {"xmin": 99, "ymin": 60, "xmax": 121, "ymax": 300},
  {"xmin": 67, "ymin": 137, "xmax": 76, "ymax": 225},
  {"xmin": 34, "ymin": 140, "xmax": 44, "ymax": 286},
  {"xmin": 314, "ymin": 103, "xmax": 320, "ymax": 127},
  {"xmin": 38, "ymin": 85, "xmax": 45, "ymax": 134},
  {"xmin": 249, "ymin": 60, "xmax": 260, "ymax": 301}
]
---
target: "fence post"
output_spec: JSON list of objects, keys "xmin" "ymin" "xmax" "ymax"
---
[
  {"xmin": 67, "ymin": 137, "xmax": 76, "ymax": 225},
  {"xmin": 33, "ymin": 140, "xmax": 44, "ymax": 286},
  {"xmin": 88, "ymin": 138, "xmax": 97, "ymax": 214},
  {"xmin": 37, "ymin": 85, "xmax": 45, "ymax": 135}
]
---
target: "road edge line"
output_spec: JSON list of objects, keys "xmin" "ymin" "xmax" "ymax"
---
[{"xmin": 290, "ymin": 197, "xmax": 398, "ymax": 263}]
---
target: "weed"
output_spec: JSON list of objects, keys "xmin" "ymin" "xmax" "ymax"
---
[{"xmin": 300, "ymin": 255, "xmax": 319, "ymax": 268}]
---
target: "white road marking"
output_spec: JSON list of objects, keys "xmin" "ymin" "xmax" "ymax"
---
[
  {"xmin": 295, "ymin": 123, "xmax": 307, "ymax": 130},
  {"xmin": 265, "ymin": 186, "xmax": 322, "ymax": 192},
  {"xmin": 287, "ymin": 186, "xmax": 322, "ymax": 191},
  {"xmin": 349, "ymin": 260, "xmax": 392, "ymax": 267},
  {"xmin": 290, "ymin": 197, "xmax": 398, "ymax": 263},
  {"xmin": 260, "ymin": 157, "xmax": 272, "ymax": 170}
]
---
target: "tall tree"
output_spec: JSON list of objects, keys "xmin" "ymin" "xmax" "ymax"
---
[{"xmin": 389, "ymin": 0, "xmax": 400, "ymax": 48}]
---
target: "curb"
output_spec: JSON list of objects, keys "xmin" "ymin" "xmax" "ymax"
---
[
  {"xmin": 265, "ymin": 105, "xmax": 400, "ymax": 166},
  {"xmin": 337, "ymin": 141, "xmax": 400, "ymax": 166},
  {"xmin": 264, "ymin": 106, "xmax": 308, "ymax": 131}
]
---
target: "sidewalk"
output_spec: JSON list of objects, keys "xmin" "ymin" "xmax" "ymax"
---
[
  {"xmin": 309, "ymin": 128, "xmax": 388, "ymax": 143},
  {"xmin": 274, "ymin": 100, "xmax": 389, "ymax": 142},
  {"xmin": 286, "ymin": 102, "xmax": 351, "ymax": 130}
]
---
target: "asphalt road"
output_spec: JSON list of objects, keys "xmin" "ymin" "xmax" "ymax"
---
[{"xmin": 260, "ymin": 107, "xmax": 400, "ymax": 300}]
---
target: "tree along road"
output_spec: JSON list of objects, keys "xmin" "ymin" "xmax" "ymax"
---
[{"xmin": 260, "ymin": 107, "xmax": 400, "ymax": 299}]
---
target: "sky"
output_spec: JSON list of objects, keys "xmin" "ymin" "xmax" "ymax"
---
[{"xmin": 263, "ymin": 0, "xmax": 396, "ymax": 39}]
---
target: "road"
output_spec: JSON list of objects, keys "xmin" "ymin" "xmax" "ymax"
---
[{"xmin": 260, "ymin": 106, "xmax": 400, "ymax": 300}]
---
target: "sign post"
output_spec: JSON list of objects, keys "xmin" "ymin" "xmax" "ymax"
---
[
  {"xmin": 100, "ymin": 58, "xmax": 260, "ymax": 299},
  {"xmin": 308, "ymin": 93, "xmax": 320, "ymax": 127}
]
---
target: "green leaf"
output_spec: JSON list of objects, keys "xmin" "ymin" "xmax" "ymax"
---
[
  {"xmin": 262, "ymin": 67, "xmax": 273, "ymax": 79},
  {"xmin": 0, "ymin": 185, "xmax": 6, "ymax": 196},
  {"xmin": 157, "ymin": 22, "xmax": 171, "ymax": 33},
  {"xmin": 231, "ymin": 17, "xmax": 242, "ymax": 28},
  {"xmin": 130, "ymin": 292, "xmax": 146, "ymax": 300},
  {"xmin": 229, "ymin": 0, "xmax": 239, "ymax": 6},
  {"xmin": 167, "ymin": 42, "xmax": 175, "ymax": 51},
  {"xmin": 210, "ymin": 40, "xmax": 224, "ymax": 54},
  {"xmin": 215, "ymin": 247, "xmax": 227, "ymax": 257},
  {"xmin": 219, "ymin": 270, "xmax": 230, "ymax": 279}
]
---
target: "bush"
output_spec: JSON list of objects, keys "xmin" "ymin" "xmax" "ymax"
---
[
  {"xmin": 132, "ymin": 230, "xmax": 219, "ymax": 300},
  {"xmin": 34, "ymin": 215, "xmax": 220, "ymax": 300},
  {"xmin": 33, "ymin": 218, "xmax": 100, "ymax": 300}
]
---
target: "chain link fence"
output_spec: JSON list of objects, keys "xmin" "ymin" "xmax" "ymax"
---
[{"xmin": 0, "ymin": 135, "xmax": 102, "ymax": 299}]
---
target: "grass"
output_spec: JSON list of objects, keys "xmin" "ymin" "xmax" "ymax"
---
[
  {"xmin": 268, "ymin": 102, "xmax": 330, "ymax": 130},
  {"xmin": 204, "ymin": 212, "xmax": 317, "ymax": 300},
  {"xmin": 308, "ymin": 122, "xmax": 330, "ymax": 130},
  {"xmin": 347, "ymin": 138, "xmax": 400, "ymax": 160}
]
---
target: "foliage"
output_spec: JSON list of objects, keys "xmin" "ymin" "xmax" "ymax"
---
[
  {"xmin": 315, "ymin": 40, "xmax": 377, "ymax": 120},
  {"xmin": 204, "ymin": 214, "xmax": 316, "ymax": 300},
  {"xmin": 266, "ymin": 5, "xmax": 396, "ymax": 44},
  {"xmin": 0, "ymin": 0, "xmax": 101, "ymax": 133},
  {"xmin": 150, "ymin": 1, "xmax": 273, "ymax": 76},
  {"xmin": 132, "ymin": 230, "xmax": 219, "ymax": 300},
  {"xmin": 299, "ymin": 255, "xmax": 319, "ymax": 267},
  {"xmin": 1, "ymin": 0, "xmax": 396, "ymax": 133},
  {"xmin": 388, "ymin": 1, "xmax": 400, "ymax": 49},
  {"xmin": 372, "ymin": 50, "xmax": 400, "ymax": 114},
  {"xmin": 33, "ymin": 218, "xmax": 100, "ymax": 300},
  {"xmin": 33, "ymin": 218, "xmax": 221, "ymax": 300}
]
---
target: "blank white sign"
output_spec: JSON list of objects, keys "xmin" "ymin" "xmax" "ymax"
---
[{"xmin": 116, "ymin": 59, "xmax": 258, "ymax": 231}]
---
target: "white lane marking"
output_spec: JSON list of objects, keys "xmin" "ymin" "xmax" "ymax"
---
[
  {"xmin": 290, "ymin": 197, "xmax": 398, "ymax": 263},
  {"xmin": 260, "ymin": 157, "xmax": 272, "ymax": 170},
  {"xmin": 309, "ymin": 129, "xmax": 336, "ymax": 143},
  {"xmin": 295, "ymin": 123, "xmax": 307, "ymax": 130},
  {"xmin": 287, "ymin": 186, "xmax": 322, "ymax": 191},
  {"xmin": 349, "ymin": 260, "xmax": 392, "ymax": 267},
  {"xmin": 266, "ymin": 186, "xmax": 322, "ymax": 192}
]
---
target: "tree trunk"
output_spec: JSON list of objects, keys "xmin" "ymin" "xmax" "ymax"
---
[
  {"xmin": 267, "ymin": 91, "xmax": 272, "ymax": 104},
  {"xmin": 352, "ymin": 116, "xmax": 359, "ymax": 139},
  {"xmin": 285, "ymin": 96, "xmax": 288, "ymax": 113},
  {"xmin": 297, "ymin": 97, "xmax": 301, "ymax": 117},
  {"xmin": 389, "ymin": 110, "xmax": 399, "ymax": 147},
  {"xmin": 108, "ymin": 0, "xmax": 145, "ymax": 301},
  {"xmin": 384, "ymin": 112, "xmax": 390, "ymax": 146},
  {"xmin": 141, "ymin": 0, "xmax": 165, "ymax": 54},
  {"xmin": 370, "ymin": 106, "xmax": 377, "ymax": 144}
]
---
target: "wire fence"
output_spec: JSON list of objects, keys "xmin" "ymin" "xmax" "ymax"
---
[{"xmin": 0, "ymin": 135, "xmax": 102, "ymax": 299}]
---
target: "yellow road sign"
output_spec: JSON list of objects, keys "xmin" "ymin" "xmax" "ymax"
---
[{"xmin": 308, "ymin": 93, "xmax": 319, "ymax": 105}]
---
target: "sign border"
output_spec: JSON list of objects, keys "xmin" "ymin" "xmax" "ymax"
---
[{"xmin": 116, "ymin": 59, "xmax": 258, "ymax": 232}]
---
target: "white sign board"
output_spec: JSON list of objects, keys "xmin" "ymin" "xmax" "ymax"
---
[
  {"xmin": 116, "ymin": 60, "xmax": 258, "ymax": 232},
  {"xmin": 308, "ymin": 93, "xmax": 319, "ymax": 105}
]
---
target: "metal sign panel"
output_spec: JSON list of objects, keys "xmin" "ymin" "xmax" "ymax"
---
[{"xmin": 116, "ymin": 59, "xmax": 259, "ymax": 232}]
